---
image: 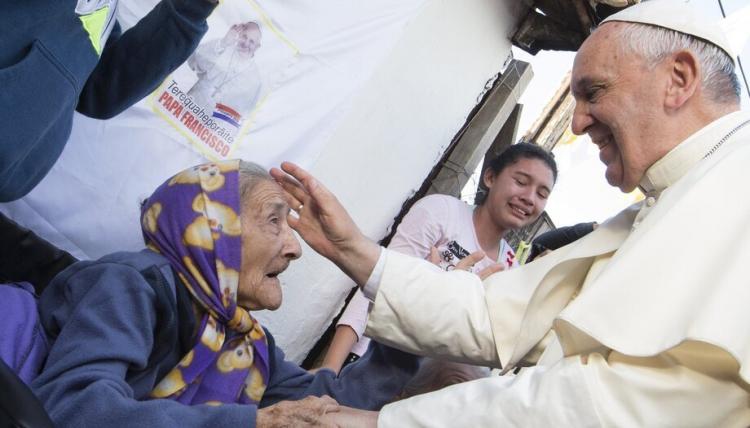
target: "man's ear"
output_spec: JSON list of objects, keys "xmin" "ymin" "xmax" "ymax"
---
[{"xmin": 665, "ymin": 50, "xmax": 700, "ymax": 110}]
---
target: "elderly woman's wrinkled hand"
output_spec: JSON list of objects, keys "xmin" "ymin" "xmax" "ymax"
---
[
  {"xmin": 270, "ymin": 162, "xmax": 380, "ymax": 286},
  {"xmin": 256, "ymin": 395, "xmax": 341, "ymax": 427}
]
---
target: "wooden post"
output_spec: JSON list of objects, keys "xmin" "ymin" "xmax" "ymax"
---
[{"xmin": 426, "ymin": 60, "xmax": 533, "ymax": 198}]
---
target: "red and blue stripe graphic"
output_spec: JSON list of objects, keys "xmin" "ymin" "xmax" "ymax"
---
[{"xmin": 212, "ymin": 103, "xmax": 242, "ymax": 128}]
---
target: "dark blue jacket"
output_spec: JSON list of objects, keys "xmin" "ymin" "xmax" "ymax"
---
[
  {"xmin": 33, "ymin": 250, "xmax": 419, "ymax": 427},
  {"xmin": 0, "ymin": 0, "xmax": 216, "ymax": 201}
]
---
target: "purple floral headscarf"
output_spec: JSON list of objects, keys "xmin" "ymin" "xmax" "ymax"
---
[{"xmin": 141, "ymin": 159, "xmax": 269, "ymax": 405}]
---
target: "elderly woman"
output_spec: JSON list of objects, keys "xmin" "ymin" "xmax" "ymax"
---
[{"xmin": 31, "ymin": 160, "xmax": 417, "ymax": 426}]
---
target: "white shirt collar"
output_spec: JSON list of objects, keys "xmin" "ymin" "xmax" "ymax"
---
[{"xmin": 639, "ymin": 110, "xmax": 750, "ymax": 196}]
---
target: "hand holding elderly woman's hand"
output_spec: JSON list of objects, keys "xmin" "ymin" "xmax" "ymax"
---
[
  {"xmin": 257, "ymin": 395, "xmax": 341, "ymax": 427},
  {"xmin": 270, "ymin": 162, "xmax": 381, "ymax": 286}
]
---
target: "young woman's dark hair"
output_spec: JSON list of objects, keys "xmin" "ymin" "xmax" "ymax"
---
[{"xmin": 475, "ymin": 142, "xmax": 557, "ymax": 205}]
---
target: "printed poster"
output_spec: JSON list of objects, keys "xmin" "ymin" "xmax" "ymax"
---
[{"xmin": 151, "ymin": 1, "xmax": 298, "ymax": 159}]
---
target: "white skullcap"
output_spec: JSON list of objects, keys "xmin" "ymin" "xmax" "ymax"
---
[{"xmin": 601, "ymin": 0, "xmax": 735, "ymax": 58}]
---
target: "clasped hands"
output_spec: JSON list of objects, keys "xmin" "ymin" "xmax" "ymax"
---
[{"xmin": 257, "ymin": 396, "xmax": 377, "ymax": 427}]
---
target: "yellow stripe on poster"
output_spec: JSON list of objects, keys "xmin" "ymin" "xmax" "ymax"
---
[{"xmin": 79, "ymin": 6, "xmax": 109, "ymax": 55}]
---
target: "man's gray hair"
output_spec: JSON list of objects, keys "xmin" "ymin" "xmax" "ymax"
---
[
  {"xmin": 614, "ymin": 22, "xmax": 741, "ymax": 104},
  {"xmin": 238, "ymin": 160, "xmax": 273, "ymax": 202}
]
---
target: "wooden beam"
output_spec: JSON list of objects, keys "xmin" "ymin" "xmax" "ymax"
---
[
  {"xmin": 428, "ymin": 60, "xmax": 533, "ymax": 197},
  {"xmin": 522, "ymin": 72, "xmax": 574, "ymax": 152},
  {"xmin": 472, "ymin": 103, "xmax": 523, "ymax": 205}
]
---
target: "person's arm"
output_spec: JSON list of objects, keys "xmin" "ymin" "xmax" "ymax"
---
[
  {"xmin": 261, "ymin": 334, "xmax": 420, "ymax": 411},
  {"xmin": 33, "ymin": 262, "xmax": 256, "ymax": 427},
  {"xmin": 319, "ymin": 325, "xmax": 359, "ymax": 374},
  {"xmin": 0, "ymin": 213, "xmax": 76, "ymax": 293},
  {"xmin": 365, "ymin": 250, "xmax": 500, "ymax": 366},
  {"xmin": 318, "ymin": 195, "xmax": 453, "ymax": 374},
  {"xmin": 377, "ymin": 348, "xmax": 749, "ymax": 427},
  {"xmin": 320, "ymin": 290, "xmax": 372, "ymax": 373},
  {"xmin": 186, "ymin": 40, "xmax": 213, "ymax": 76},
  {"xmin": 76, "ymin": 0, "xmax": 217, "ymax": 118}
]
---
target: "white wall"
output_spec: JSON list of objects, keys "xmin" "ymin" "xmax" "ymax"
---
[{"xmin": 257, "ymin": 0, "xmax": 526, "ymax": 362}]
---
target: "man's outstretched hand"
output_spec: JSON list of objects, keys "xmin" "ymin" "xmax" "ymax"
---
[{"xmin": 270, "ymin": 162, "xmax": 381, "ymax": 286}]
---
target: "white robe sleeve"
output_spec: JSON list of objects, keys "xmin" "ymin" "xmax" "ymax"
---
[
  {"xmin": 365, "ymin": 249, "xmax": 500, "ymax": 366},
  {"xmin": 367, "ymin": 251, "xmax": 750, "ymax": 427},
  {"xmin": 379, "ymin": 350, "xmax": 750, "ymax": 427}
]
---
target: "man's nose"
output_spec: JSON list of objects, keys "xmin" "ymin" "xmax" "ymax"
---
[{"xmin": 570, "ymin": 100, "xmax": 592, "ymax": 136}]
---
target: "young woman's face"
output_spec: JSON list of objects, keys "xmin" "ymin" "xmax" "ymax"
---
[{"xmin": 482, "ymin": 157, "xmax": 554, "ymax": 231}]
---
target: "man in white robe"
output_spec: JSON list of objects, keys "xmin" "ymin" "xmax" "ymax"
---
[{"xmin": 272, "ymin": 1, "xmax": 750, "ymax": 426}]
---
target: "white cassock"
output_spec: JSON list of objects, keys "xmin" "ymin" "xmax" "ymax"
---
[{"xmin": 364, "ymin": 110, "xmax": 750, "ymax": 427}]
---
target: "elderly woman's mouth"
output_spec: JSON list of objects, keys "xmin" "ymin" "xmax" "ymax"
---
[{"xmin": 266, "ymin": 265, "xmax": 289, "ymax": 278}]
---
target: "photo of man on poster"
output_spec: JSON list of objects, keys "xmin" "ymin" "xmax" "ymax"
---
[{"xmin": 187, "ymin": 21, "xmax": 264, "ymax": 129}]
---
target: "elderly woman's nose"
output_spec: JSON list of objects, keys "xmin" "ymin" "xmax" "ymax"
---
[{"xmin": 283, "ymin": 230, "xmax": 302, "ymax": 260}]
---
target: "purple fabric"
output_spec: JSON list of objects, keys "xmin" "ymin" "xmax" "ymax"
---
[
  {"xmin": 0, "ymin": 282, "xmax": 48, "ymax": 384},
  {"xmin": 141, "ymin": 160, "xmax": 269, "ymax": 405}
]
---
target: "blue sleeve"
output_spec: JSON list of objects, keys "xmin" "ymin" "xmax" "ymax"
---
[
  {"xmin": 261, "ymin": 334, "xmax": 419, "ymax": 410},
  {"xmin": 32, "ymin": 262, "xmax": 256, "ymax": 427},
  {"xmin": 76, "ymin": 0, "xmax": 216, "ymax": 119}
]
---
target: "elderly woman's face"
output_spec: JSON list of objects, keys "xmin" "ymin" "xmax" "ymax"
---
[{"xmin": 237, "ymin": 180, "xmax": 301, "ymax": 310}]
